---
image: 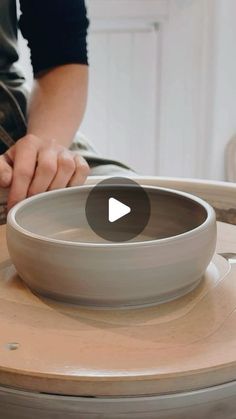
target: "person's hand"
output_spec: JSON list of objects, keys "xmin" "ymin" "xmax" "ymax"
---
[{"xmin": 0, "ymin": 134, "xmax": 90, "ymax": 210}]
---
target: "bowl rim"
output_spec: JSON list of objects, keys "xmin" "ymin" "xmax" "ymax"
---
[{"xmin": 7, "ymin": 184, "xmax": 216, "ymax": 248}]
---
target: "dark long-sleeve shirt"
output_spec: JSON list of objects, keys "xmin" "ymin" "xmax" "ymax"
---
[
  {"xmin": 0, "ymin": 0, "xmax": 89, "ymax": 80},
  {"xmin": 19, "ymin": 0, "xmax": 89, "ymax": 75}
]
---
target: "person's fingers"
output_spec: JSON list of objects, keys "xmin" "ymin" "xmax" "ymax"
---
[
  {"xmin": 0, "ymin": 154, "xmax": 13, "ymax": 187},
  {"xmin": 48, "ymin": 150, "xmax": 76, "ymax": 190},
  {"xmin": 68, "ymin": 154, "xmax": 90, "ymax": 186},
  {"xmin": 28, "ymin": 149, "xmax": 58, "ymax": 196},
  {"xmin": 7, "ymin": 139, "xmax": 38, "ymax": 210},
  {"xmin": 5, "ymin": 146, "xmax": 15, "ymax": 162}
]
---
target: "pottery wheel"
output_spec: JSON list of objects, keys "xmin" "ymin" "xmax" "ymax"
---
[{"xmin": 0, "ymin": 222, "xmax": 236, "ymax": 397}]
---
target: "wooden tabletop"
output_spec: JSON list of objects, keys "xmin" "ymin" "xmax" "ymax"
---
[{"xmin": 0, "ymin": 222, "xmax": 236, "ymax": 396}]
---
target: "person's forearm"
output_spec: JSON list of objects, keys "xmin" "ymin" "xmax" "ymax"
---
[{"xmin": 27, "ymin": 64, "xmax": 88, "ymax": 147}]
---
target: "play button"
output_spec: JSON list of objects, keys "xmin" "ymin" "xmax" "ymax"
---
[
  {"xmin": 85, "ymin": 177, "xmax": 151, "ymax": 242},
  {"xmin": 108, "ymin": 198, "xmax": 131, "ymax": 223}
]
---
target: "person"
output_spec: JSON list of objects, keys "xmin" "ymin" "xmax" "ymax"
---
[{"xmin": 0, "ymin": 0, "xmax": 133, "ymax": 212}]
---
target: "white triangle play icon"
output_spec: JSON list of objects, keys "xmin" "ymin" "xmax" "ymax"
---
[{"xmin": 108, "ymin": 198, "xmax": 131, "ymax": 223}]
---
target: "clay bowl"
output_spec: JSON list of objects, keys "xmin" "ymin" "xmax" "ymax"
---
[{"xmin": 6, "ymin": 185, "xmax": 216, "ymax": 308}]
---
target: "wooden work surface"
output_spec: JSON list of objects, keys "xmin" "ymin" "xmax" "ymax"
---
[{"xmin": 0, "ymin": 222, "xmax": 236, "ymax": 397}]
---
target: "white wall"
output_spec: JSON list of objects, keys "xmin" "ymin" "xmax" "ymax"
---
[
  {"xmin": 18, "ymin": 0, "xmax": 236, "ymax": 180},
  {"xmin": 158, "ymin": 0, "xmax": 236, "ymax": 180},
  {"xmin": 81, "ymin": 0, "xmax": 166, "ymax": 174},
  {"xmin": 207, "ymin": 0, "xmax": 236, "ymax": 180},
  {"xmin": 158, "ymin": 0, "xmax": 216, "ymax": 179}
]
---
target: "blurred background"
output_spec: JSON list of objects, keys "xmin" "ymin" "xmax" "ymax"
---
[{"xmin": 18, "ymin": 0, "xmax": 236, "ymax": 180}]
